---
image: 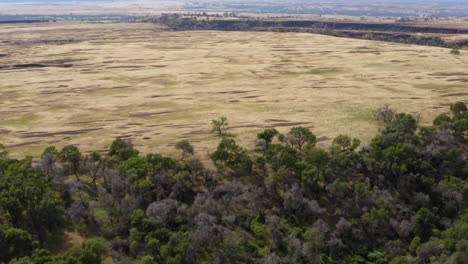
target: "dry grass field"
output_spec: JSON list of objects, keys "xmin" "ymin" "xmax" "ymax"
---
[{"xmin": 0, "ymin": 22, "xmax": 467, "ymax": 160}]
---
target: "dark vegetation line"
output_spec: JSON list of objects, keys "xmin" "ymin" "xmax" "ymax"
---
[
  {"xmin": 2, "ymin": 15, "xmax": 466, "ymax": 48},
  {"xmin": 142, "ymin": 14, "xmax": 468, "ymax": 49},
  {"xmin": 0, "ymin": 20, "xmax": 48, "ymax": 24},
  {"xmin": 0, "ymin": 102, "xmax": 467, "ymax": 264},
  {"xmin": 0, "ymin": 14, "xmax": 143, "ymax": 22}
]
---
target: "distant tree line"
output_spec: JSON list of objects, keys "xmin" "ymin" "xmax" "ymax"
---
[{"xmin": 146, "ymin": 14, "xmax": 468, "ymax": 49}]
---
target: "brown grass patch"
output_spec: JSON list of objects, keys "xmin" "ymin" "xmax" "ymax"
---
[{"xmin": 0, "ymin": 23, "xmax": 467, "ymax": 159}]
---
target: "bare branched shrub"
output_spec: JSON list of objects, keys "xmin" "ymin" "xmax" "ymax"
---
[
  {"xmin": 146, "ymin": 198, "xmax": 179, "ymax": 225},
  {"xmin": 335, "ymin": 217, "xmax": 352, "ymax": 233},
  {"xmin": 192, "ymin": 212, "xmax": 226, "ymax": 247},
  {"xmin": 372, "ymin": 104, "xmax": 396, "ymax": 123},
  {"xmin": 413, "ymin": 112, "xmax": 423, "ymax": 123},
  {"xmin": 37, "ymin": 151, "xmax": 57, "ymax": 178},
  {"xmin": 68, "ymin": 199, "xmax": 89, "ymax": 224}
]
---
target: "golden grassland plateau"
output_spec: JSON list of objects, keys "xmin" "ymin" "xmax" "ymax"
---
[{"xmin": 0, "ymin": 22, "xmax": 467, "ymax": 160}]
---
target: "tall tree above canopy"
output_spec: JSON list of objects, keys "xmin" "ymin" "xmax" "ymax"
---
[
  {"xmin": 109, "ymin": 137, "xmax": 139, "ymax": 162},
  {"xmin": 279, "ymin": 127, "xmax": 317, "ymax": 152},
  {"xmin": 58, "ymin": 145, "xmax": 82, "ymax": 181},
  {"xmin": 0, "ymin": 160, "xmax": 65, "ymax": 243}
]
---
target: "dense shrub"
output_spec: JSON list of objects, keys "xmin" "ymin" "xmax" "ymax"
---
[{"xmin": 0, "ymin": 102, "xmax": 466, "ymax": 264}]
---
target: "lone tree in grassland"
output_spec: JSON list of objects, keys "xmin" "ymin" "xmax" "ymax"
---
[
  {"xmin": 175, "ymin": 140, "xmax": 194, "ymax": 160},
  {"xmin": 372, "ymin": 104, "xmax": 397, "ymax": 123},
  {"xmin": 450, "ymin": 48, "xmax": 461, "ymax": 55},
  {"xmin": 212, "ymin": 116, "xmax": 229, "ymax": 136}
]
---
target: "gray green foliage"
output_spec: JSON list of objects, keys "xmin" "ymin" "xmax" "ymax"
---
[{"xmin": 0, "ymin": 103, "xmax": 466, "ymax": 264}]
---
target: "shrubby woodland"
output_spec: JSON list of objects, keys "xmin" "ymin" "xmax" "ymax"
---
[{"xmin": 0, "ymin": 102, "xmax": 467, "ymax": 264}]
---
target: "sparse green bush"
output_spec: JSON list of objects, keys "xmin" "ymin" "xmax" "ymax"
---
[
  {"xmin": 450, "ymin": 48, "xmax": 461, "ymax": 55},
  {"xmin": 372, "ymin": 104, "xmax": 396, "ymax": 123},
  {"xmin": 211, "ymin": 116, "xmax": 229, "ymax": 136}
]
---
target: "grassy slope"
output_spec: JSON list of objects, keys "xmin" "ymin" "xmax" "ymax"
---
[{"xmin": 0, "ymin": 22, "xmax": 467, "ymax": 160}]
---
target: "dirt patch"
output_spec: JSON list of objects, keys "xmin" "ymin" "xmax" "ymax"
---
[
  {"xmin": 1, "ymin": 63, "xmax": 73, "ymax": 70},
  {"xmin": 149, "ymin": 94, "xmax": 176, "ymax": 98},
  {"xmin": 265, "ymin": 122, "xmax": 311, "ymax": 128},
  {"xmin": 42, "ymin": 58, "xmax": 85, "ymax": 64},
  {"xmin": 67, "ymin": 119, "xmax": 123, "ymax": 125},
  {"xmin": 230, "ymin": 124, "xmax": 265, "ymax": 129},
  {"xmin": 128, "ymin": 111, "xmax": 178, "ymax": 117},
  {"xmin": 0, "ymin": 129, "xmax": 11, "ymax": 134},
  {"xmin": 447, "ymin": 78, "xmax": 468, "ymax": 82},
  {"xmin": 308, "ymin": 51, "xmax": 332, "ymax": 54},
  {"xmin": 349, "ymin": 51, "xmax": 380, "ymax": 54},
  {"xmin": 20, "ymin": 128, "xmax": 101, "ymax": 138},
  {"xmin": 7, "ymin": 141, "xmax": 42, "ymax": 148},
  {"xmin": 441, "ymin": 93, "xmax": 468, "ymax": 97},
  {"xmin": 2, "ymin": 64, "xmax": 47, "ymax": 69},
  {"xmin": 429, "ymin": 72, "xmax": 468, "ymax": 76},
  {"xmin": 67, "ymin": 121, "xmax": 97, "ymax": 125},
  {"xmin": 112, "ymin": 86, "xmax": 130, "ymax": 90},
  {"xmin": 105, "ymin": 66, "xmax": 144, "ymax": 69},
  {"xmin": 184, "ymin": 130, "xmax": 211, "ymax": 135},
  {"xmin": 214, "ymin": 90, "xmax": 257, "ymax": 94},
  {"xmin": 40, "ymin": 90, "xmax": 71, "ymax": 94},
  {"xmin": 265, "ymin": 119, "xmax": 289, "ymax": 122},
  {"xmin": 272, "ymin": 49, "xmax": 297, "ymax": 52},
  {"xmin": 317, "ymin": 136, "xmax": 331, "ymax": 142}
]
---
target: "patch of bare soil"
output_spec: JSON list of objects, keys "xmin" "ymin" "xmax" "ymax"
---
[
  {"xmin": 184, "ymin": 130, "xmax": 211, "ymax": 135},
  {"xmin": 429, "ymin": 72, "xmax": 468, "ymax": 76},
  {"xmin": 20, "ymin": 128, "xmax": 102, "ymax": 138},
  {"xmin": 7, "ymin": 141, "xmax": 42, "ymax": 148},
  {"xmin": 317, "ymin": 136, "xmax": 331, "ymax": 142},
  {"xmin": 0, "ymin": 129, "xmax": 12, "ymax": 134},
  {"xmin": 128, "ymin": 111, "xmax": 179, "ymax": 117},
  {"xmin": 0, "ymin": 63, "xmax": 74, "ymax": 70},
  {"xmin": 214, "ymin": 90, "xmax": 256, "ymax": 94},
  {"xmin": 447, "ymin": 78, "xmax": 468, "ymax": 82},
  {"xmin": 265, "ymin": 122, "xmax": 312, "ymax": 128},
  {"xmin": 441, "ymin": 93, "xmax": 468, "ymax": 97},
  {"xmin": 265, "ymin": 119, "xmax": 289, "ymax": 122}
]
